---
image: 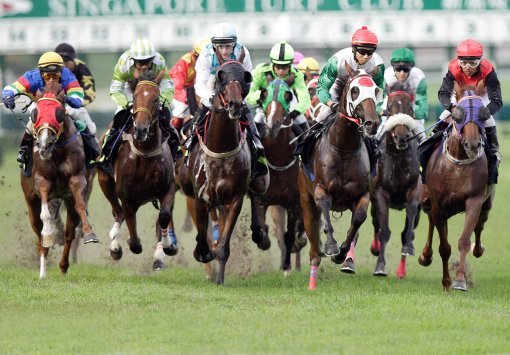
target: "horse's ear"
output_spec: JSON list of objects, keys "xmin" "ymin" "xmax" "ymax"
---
[
  {"xmin": 217, "ymin": 69, "xmax": 227, "ymax": 84},
  {"xmin": 243, "ymin": 71, "xmax": 252, "ymax": 84},
  {"xmin": 284, "ymin": 91, "xmax": 293, "ymax": 103},
  {"xmin": 479, "ymin": 106, "xmax": 491, "ymax": 121},
  {"xmin": 31, "ymin": 109, "xmax": 38, "ymax": 123},
  {"xmin": 344, "ymin": 62, "xmax": 354, "ymax": 76},
  {"xmin": 451, "ymin": 106, "xmax": 466, "ymax": 123},
  {"xmin": 55, "ymin": 108, "xmax": 66, "ymax": 123},
  {"xmin": 155, "ymin": 70, "xmax": 165, "ymax": 85}
]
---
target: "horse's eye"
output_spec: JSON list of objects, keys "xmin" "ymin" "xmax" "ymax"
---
[{"xmin": 31, "ymin": 109, "xmax": 38, "ymax": 123}]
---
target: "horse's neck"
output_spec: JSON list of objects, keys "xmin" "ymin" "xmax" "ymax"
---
[
  {"xmin": 131, "ymin": 124, "xmax": 163, "ymax": 149},
  {"xmin": 265, "ymin": 128, "xmax": 294, "ymax": 157},
  {"xmin": 328, "ymin": 115, "xmax": 362, "ymax": 151},
  {"xmin": 205, "ymin": 111, "xmax": 241, "ymax": 151}
]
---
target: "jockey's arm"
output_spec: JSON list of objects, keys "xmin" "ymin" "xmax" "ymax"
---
[
  {"xmin": 317, "ymin": 56, "xmax": 339, "ymax": 107},
  {"xmin": 438, "ymin": 71, "xmax": 456, "ymax": 111},
  {"xmin": 485, "ymin": 70, "xmax": 503, "ymax": 115},
  {"xmin": 414, "ymin": 78, "xmax": 429, "ymax": 120},
  {"xmin": 245, "ymin": 64, "xmax": 266, "ymax": 107},
  {"xmin": 62, "ymin": 69, "xmax": 84, "ymax": 109},
  {"xmin": 292, "ymin": 69, "xmax": 311, "ymax": 114},
  {"xmin": 239, "ymin": 46, "xmax": 253, "ymax": 72},
  {"xmin": 76, "ymin": 60, "xmax": 96, "ymax": 106},
  {"xmin": 169, "ymin": 57, "xmax": 189, "ymax": 104},
  {"xmin": 194, "ymin": 52, "xmax": 214, "ymax": 107},
  {"xmin": 158, "ymin": 68, "xmax": 175, "ymax": 107},
  {"xmin": 110, "ymin": 60, "xmax": 130, "ymax": 109},
  {"xmin": 372, "ymin": 63, "xmax": 386, "ymax": 115}
]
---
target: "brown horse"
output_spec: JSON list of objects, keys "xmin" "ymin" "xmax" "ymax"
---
[
  {"xmin": 298, "ymin": 67, "xmax": 381, "ymax": 289},
  {"xmin": 370, "ymin": 86, "xmax": 422, "ymax": 278},
  {"xmin": 251, "ymin": 79, "xmax": 305, "ymax": 273},
  {"xmin": 419, "ymin": 84, "xmax": 493, "ymax": 291},
  {"xmin": 97, "ymin": 70, "xmax": 177, "ymax": 270},
  {"xmin": 180, "ymin": 61, "xmax": 253, "ymax": 285},
  {"xmin": 20, "ymin": 83, "xmax": 98, "ymax": 279}
]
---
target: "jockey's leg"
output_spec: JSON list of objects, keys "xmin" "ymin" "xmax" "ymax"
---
[
  {"xmin": 253, "ymin": 106, "xmax": 266, "ymax": 140},
  {"xmin": 96, "ymin": 108, "xmax": 130, "ymax": 174},
  {"xmin": 291, "ymin": 113, "xmax": 310, "ymax": 137},
  {"xmin": 243, "ymin": 106, "xmax": 268, "ymax": 179},
  {"xmin": 160, "ymin": 106, "xmax": 183, "ymax": 161},
  {"xmin": 17, "ymin": 124, "xmax": 33, "ymax": 166},
  {"xmin": 364, "ymin": 136, "xmax": 381, "ymax": 176},
  {"xmin": 485, "ymin": 123, "xmax": 501, "ymax": 185},
  {"xmin": 184, "ymin": 104, "xmax": 209, "ymax": 154}
]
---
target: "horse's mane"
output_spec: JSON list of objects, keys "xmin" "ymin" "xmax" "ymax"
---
[
  {"xmin": 332, "ymin": 74, "xmax": 349, "ymax": 102},
  {"xmin": 454, "ymin": 82, "xmax": 484, "ymax": 100},
  {"xmin": 215, "ymin": 61, "xmax": 251, "ymax": 97}
]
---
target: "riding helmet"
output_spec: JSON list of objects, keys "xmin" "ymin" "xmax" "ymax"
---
[
  {"xmin": 193, "ymin": 37, "xmax": 210, "ymax": 55},
  {"xmin": 457, "ymin": 39, "xmax": 483, "ymax": 59},
  {"xmin": 390, "ymin": 48, "xmax": 415, "ymax": 66},
  {"xmin": 38, "ymin": 51, "xmax": 64, "ymax": 73},
  {"xmin": 297, "ymin": 57, "xmax": 320, "ymax": 74},
  {"xmin": 269, "ymin": 40, "xmax": 295, "ymax": 65},
  {"xmin": 211, "ymin": 22, "xmax": 237, "ymax": 45},
  {"xmin": 351, "ymin": 26, "xmax": 378, "ymax": 48},
  {"xmin": 130, "ymin": 39, "xmax": 156, "ymax": 60},
  {"xmin": 55, "ymin": 43, "xmax": 76, "ymax": 62}
]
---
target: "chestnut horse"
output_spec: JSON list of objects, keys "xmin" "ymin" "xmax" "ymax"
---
[
  {"xmin": 298, "ymin": 67, "xmax": 381, "ymax": 289},
  {"xmin": 97, "ymin": 70, "xmax": 177, "ymax": 270},
  {"xmin": 181, "ymin": 61, "xmax": 253, "ymax": 285},
  {"xmin": 419, "ymin": 84, "xmax": 494, "ymax": 291},
  {"xmin": 370, "ymin": 85, "xmax": 422, "ymax": 278},
  {"xmin": 251, "ymin": 79, "xmax": 305, "ymax": 273},
  {"xmin": 20, "ymin": 84, "xmax": 98, "ymax": 279}
]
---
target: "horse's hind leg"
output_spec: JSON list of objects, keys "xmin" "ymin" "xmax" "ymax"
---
[
  {"xmin": 123, "ymin": 204, "xmax": 142, "ymax": 254},
  {"xmin": 193, "ymin": 198, "xmax": 215, "ymax": 265},
  {"xmin": 153, "ymin": 187, "xmax": 177, "ymax": 270},
  {"xmin": 370, "ymin": 198, "xmax": 381, "ymax": 256},
  {"xmin": 419, "ymin": 213, "xmax": 434, "ymax": 267},
  {"xmin": 433, "ymin": 211, "xmax": 452, "ymax": 291},
  {"xmin": 373, "ymin": 200, "xmax": 390, "ymax": 277},
  {"xmin": 282, "ymin": 208, "xmax": 299, "ymax": 274},
  {"xmin": 472, "ymin": 186, "xmax": 494, "ymax": 258},
  {"xmin": 60, "ymin": 201, "xmax": 81, "ymax": 275},
  {"xmin": 97, "ymin": 171, "xmax": 124, "ymax": 257},
  {"xmin": 314, "ymin": 187, "xmax": 339, "ymax": 257},
  {"xmin": 397, "ymin": 201, "xmax": 420, "ymax": 279},
  {"xmin": 69, "ymin": 175, "xmax": 98, "ymax": 244},
  {"xmin": 269, "ymin": 206, "xmax": 286, "ymax": 269},
  {"xmin": 249, "ymin": 192, "xmax": 270, "ymax": 250}
]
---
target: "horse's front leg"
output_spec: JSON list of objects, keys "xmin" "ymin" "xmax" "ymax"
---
[
  {"xmin": 431, "ymin": 208, "xmax": 451, "ymax": 291},
  {"xmin": 153, "ymin": 185, "xmax": 178, "ymax": 270},
  {"xmin": 122, "ymin": 203, "xmax": 142, "ymax": 255},
  {"xmin": 97, "ymin": 170, "xmax": 124, "ymax": 257},
  {"xmin": 370, "ymin": 196, "xmax": 381, "ymax": 257},
  {"xmin": 69, "ymin": 175, "xmax": 98, "ymax": 244},
  {"xmin": 472, "ymin": 186, "xmax": 494, "ymax": 258},
  {"xmin": 373, "ymin": 190, "xmax": 391, "ymax": 277},
  {"xmin": 193, "ymin": 198, "xmax": 215, "ymax": 264},
  {"xmin": 282, "ymin": 208, "xmax": 299, "ymax": 274},
  {"xmin": 452, "ymin": 196, "xmax": 484, "ymax": 291},
  {"xmin": 216, "ymin": 196, "xmax": 244, "ymax": 285},
  {"xmin": 397, "ymin": 192, "xmax": 420, "ymax": 279},
  {"xmin": 314, "ymin": 185, "xmax": 339, "ymax": 257},
  {"xmin": 59, "ymin": 200, "xmax": 81, "ymax": 275},
  {"xmin": 23, "ymin": 181, "xmax": 46, "ymax": 279},
  {"xmin": 36, "ymin": 176, "xmax": 56, "ymax": 249},
  {"xmin": 249, "ymin": 192, "xmax": 270, "ymax": 250}
]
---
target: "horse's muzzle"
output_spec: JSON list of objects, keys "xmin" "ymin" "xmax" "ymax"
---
[
  {"xmin": 363, "ymin": 119, "xmax": 379, "ymax": 137},
  {"xmin": 134, "ymin": 126, "xmax": 149, "ymax": 141}
]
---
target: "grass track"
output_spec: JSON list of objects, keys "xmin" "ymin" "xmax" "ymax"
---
[{"xmin": 0, "ymin": 124, "xmax": 510, "ymax": 354}]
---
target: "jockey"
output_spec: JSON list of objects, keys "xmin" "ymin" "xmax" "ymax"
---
[
  {"xmin": 420, "ymin": 38, "xmax": 502, "ymax": 191},
  {"xmin": 293, "ymin": 51, "xmax": 305, "ymax": 65},
  {"xmin": 2, "ymin": 51, "xmax": 85, "ymax": 174},
  {"xmin": 55, "ymin": 42, "xmax": 100, "ymax": 159},
  {"xmin": 246, "ymin": 40, "xmax": 311, "ymax": 140},
  {"xmin": 185, "ymin": 22, "xmax": 269, "ymax": 179},
  {"xmin": 377, "ymin": 47, "xmax": 428, "ymax": 142},
  {"xmin": 96, "ymin": 38, "xmax": 178, "ymax": 175},
  {"xmin": 297, "ymin": 57, "xmax": 320, "ymax": 84},
  {"xmin": 169, "ymin": 37, "xmax": 210, "ymax": 131}
]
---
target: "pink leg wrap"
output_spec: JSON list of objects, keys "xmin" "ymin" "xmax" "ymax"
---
[{"xmin": 308, "ymin": 265, "xmax": 318, "ymax": 290}]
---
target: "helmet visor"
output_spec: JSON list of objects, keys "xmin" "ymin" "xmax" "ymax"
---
[{"xmin": 458, "ymin": 58, "xmax": 480, "ymax": 68}]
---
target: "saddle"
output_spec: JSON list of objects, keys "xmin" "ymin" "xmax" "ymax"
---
[{"xmin": 294, "ymin": 116, "xmax": 335, "ymax": 172}]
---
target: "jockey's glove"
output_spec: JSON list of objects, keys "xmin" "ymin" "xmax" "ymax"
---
[
  {"xmin": 2, "ymin": 90, "xmax": 15, "ymax": 109},
  {"xmin": 66, "ymin": 96, "xmax": 82, "ymax": 109},
  {"xmin": 288, "ymin": 110, "xmax": 301, "ymax": 120}
]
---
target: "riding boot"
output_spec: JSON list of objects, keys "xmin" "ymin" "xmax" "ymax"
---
[
  {"xmin": 364, "ymin": 136, "xmax": 381, "ymax": 176},
  {"xmin": 184, "ymin": 105, "xmax": 209, "ymax": 158},
  {"xmin": 291, "ymin": 122, "xmax": 310, "ymax": 138},
  {"xmin": 243, "ymin": 110, "xmax": 268, "ymax": 178},
  {"xmin": 18, "ymin": 130, "xmax": 33, "ymax": 176},
  {"xmin": 81, "ymin": 129, "xmax": 100, "ymax": 168},
  {"xmin": 485, "ymin": 126, "xmax": 501, "ymax": 185},
  {"xmin": 96, "ymin": 109, "xmax": 129, "ymax": 175},
  {"xmin": 160, "ymin": 107, "xmax": 183, "ymax": 161},
  {"xmin": 418, "ymin": 121, "xmax": 449, "ymax": 183},
  {"xmin": 255, "ymin": 122, "xmax": 266, "ymax": 141}
]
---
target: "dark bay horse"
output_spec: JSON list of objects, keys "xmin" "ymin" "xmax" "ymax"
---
[
  {"xmin": 20, "ymin": 84, "xmax": 97, "ymax": 278},
  {"xmin": 419, "ymin": 85, "xmax": 493, "ymax": 291},
  {"xmin": 370, "ymin": 87, "xmax": 422, "ymax": 278},
  {"xmin": 297, "ymin": 67, "xmax": 381, "ymax": 289},
  {"xmin": 251, "ymin": 79, "xmax": 305, "ymax": 273},
  {"xmin": 97, "ymin": 70, "xmax": 177, "ymax": 270},
  {"xmin": 181, "ymin": 61, "xmax": 253, "ymax": 285}
]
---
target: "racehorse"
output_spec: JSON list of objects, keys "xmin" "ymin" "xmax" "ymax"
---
[
  {"xmin": 251, "ymin": 79, "xmax": 305, "ymax": 273},
  {"xmin": 20, "ymin": 82, "xmax": 98, "ymax": 279},
  {"xmin": 370, "ymin": 85, "xmax": 422, "ymax": 278},
  {"xmin": 97, "ymin": 70, "xmax": 178, "ymax": 270},
  {"xmin": 181, "ymin": 61, "xmax": 253, "ymax": 285},
  {"xmin": 297, "ymin": 66, "xmax": 381, "ymax": 289},
  {"xmin": 419, "ymin": 83, "xmax": 494, "ymax": 291}
]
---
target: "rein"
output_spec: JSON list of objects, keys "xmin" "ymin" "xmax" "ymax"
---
[{"xmin": 267, "ymin": 157, "xmax": 297, "ymax": 171}]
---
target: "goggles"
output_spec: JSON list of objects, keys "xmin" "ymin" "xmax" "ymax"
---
[
  {"xmin": 393, "ymin": 65, "xmax": 411, "ymax": 73},
  {"xmin": 356, "ymin": 47, "xmax": 375, "ymax": 56},
  {"xmin": 42, "ymin": 72, "xmax": 61, "ymax": 80},
  {"xmin": 134, "ymin": 58, "xmax": 153, "ymax": 67},
  {"xmin": 458, "ymin": 58, "xmax": 480, "ymax": 68},
  {"xmin": 274, "ymin": 64, "xmax": 291, "ymax": 70}
]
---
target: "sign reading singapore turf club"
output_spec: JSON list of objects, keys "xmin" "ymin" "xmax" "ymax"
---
[{"xmin": 0, "ymin": 0, "xmax": 509, "ymax": 53}]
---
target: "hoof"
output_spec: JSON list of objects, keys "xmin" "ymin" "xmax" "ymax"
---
[
  {"xmin": 331, "ymin": 250, "xmax": 347, "ymax": 265},
  {"xmin": 193, "ymin": 248, "xmax": 216, "ymax": 263},
  {"xmin": 373, "ymin": 264, "xmax": 387, "ymax": 277},
  {"xmin": 292, "ymin": 234, "xmax": 307, "ymax": 252},
  {"xmin": 110, "ymin": 247, "xmax": 123, "ymax": 260},
  {"xmin": 341, "ymin": 258, "xmax": 355, "ymax": 274},
  {"xmin": 418, "ymin": 254, "xmax": 432, "ymax": 266},
  {"xmin": 370, "ymin": 238, "xmax": 380, "ymax": 256},
  {"xmin": 472, "ymin": 242, "xmax": 485, "ymax": 258},
  {"xmin": 401, "ymin": 245, "xmax": 415, "ymax": 256},
  {"xmin": 83, "ymin": 232, "xmax": 99, "ymax": 244},
  {"xmin": 163, "ymin": 244, "xmax": 178, "ymax": 256},
  {"xmin": 41, "ymin": 234, "xmax": 56, "ymax": 248},
  {"xmin": 324, "ymin": 242, "xmax": 340, "ymax": 257},
  {"xmin": 152, "ymin": 259, "xmax": 165, "ymax": 271},
  {"xmin": 251, "ymin": 229, "xmax": 264, "ymax": 245},
  {"xmin": 128, "ymin": 240, "xmax": 142, "ymax": 254},
  {"xmin": 257, "ymin": 235, "xmax": 271, "ymax": 251},
  {"xmin": 452, "ymin": 279, "xmax": 468, "ymax": 291}
]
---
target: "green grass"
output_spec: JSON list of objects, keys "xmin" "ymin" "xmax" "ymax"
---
[{"xmin": 1, "ymin": 125, "xmax": 510, "ymax": 354}]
